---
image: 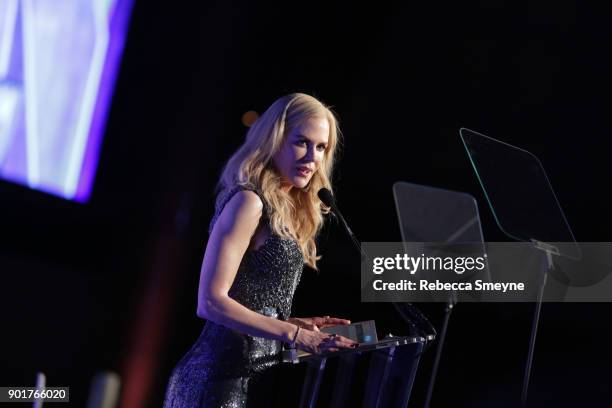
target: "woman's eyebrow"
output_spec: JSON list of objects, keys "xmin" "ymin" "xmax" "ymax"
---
[
  {"xmin": 294, "ymin": 134, "xmax": 327, "ymax": 145},
  {"xmin": 293, "ymin": 134, "xmax": 312, "ymax": 143}
]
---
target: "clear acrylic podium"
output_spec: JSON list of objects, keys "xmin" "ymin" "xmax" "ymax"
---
[{"xmin": 282, "ymin": 334, "xmax": 429, "ymax": 408}]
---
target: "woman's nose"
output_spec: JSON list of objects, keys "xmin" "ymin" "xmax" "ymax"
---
[{"xmin": 303, "ymin": 146, "xmax": 315, "ymax": 162}]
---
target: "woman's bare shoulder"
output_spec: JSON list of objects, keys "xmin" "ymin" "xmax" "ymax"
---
[
  {"xmin": 216, "ymin": 189, "xmax": 264, "ymax": 231},
  {"xmin": 226, "ymin": 189, "xmax": 263, "ymax": 213}
]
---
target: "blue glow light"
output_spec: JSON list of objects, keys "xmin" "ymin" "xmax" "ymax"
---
[{"xmin": 0, "ymin": 0, "xmax": 134, "ymax": 202}]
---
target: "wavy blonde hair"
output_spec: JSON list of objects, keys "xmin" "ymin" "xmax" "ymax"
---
[{"xmin": 216, "ymin": 93, "xmax": 341, "ymax": 269}]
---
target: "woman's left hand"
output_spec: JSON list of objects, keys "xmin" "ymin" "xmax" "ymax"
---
[{"xmin": 287, "ymin": 316, "xmax": 351, "ymax": 332}]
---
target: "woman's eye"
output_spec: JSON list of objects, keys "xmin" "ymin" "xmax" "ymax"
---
[
  {"xmin": 296, "ymin": 140, "xmax": 307, "ymax": 147},
  {"xmin": 317, "ymin": 145, "xmax": 326, "ymax": 151}
]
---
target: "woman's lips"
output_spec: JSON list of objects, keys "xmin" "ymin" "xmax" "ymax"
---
[{"xmin": 296, "ymin": 167, "xmax": 312, "ymax": 177}]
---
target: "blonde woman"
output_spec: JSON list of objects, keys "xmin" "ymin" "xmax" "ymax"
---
[{"xmin": 164, "ymin": 93, "xmax": 357, "ymax": 407}]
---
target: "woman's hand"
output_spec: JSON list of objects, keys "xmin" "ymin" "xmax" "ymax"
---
[
  {"xmin": 294, "ymin": 327, "xmax": 358, "ymax": 354},
  {"xmin": 287, "ymin": 316, "xmax": 351, "ymax": 332}
]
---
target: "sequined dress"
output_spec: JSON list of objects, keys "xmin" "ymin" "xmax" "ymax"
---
[{"xmin": 164, "ymin": 184, "xmax": 304, "ymax": 407}]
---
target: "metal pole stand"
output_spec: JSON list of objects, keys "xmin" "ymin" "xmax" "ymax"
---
[{"xmin": 521, "ymin": 241, "xmax": 558, "ymax": 407}]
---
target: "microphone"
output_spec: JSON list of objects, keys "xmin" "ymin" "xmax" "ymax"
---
[
  {"xmin": 317, "ymin": 188, "xmax": 437, "ymax": 338},
  {"xmin": 316, "ymin": 187, "xmax": 334, "ymax": 207}
]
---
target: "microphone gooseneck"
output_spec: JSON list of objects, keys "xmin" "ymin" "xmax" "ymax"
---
[
  {"xmin": 316, "ymin": 188, "xmax": 436, "ymax": 338},
  {"xmin": 318, "ymin": 188, "xmax": 363, "ymax": 258}
]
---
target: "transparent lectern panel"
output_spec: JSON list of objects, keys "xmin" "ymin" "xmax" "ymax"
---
[
  {"xmin": 459, "ymin": 128, "xmax": 580, "ymax": 260},
  {"xmin": 393, "ymin": 182, "xmax": 485, "ymax": 244},
  {"xmin": 392, "ymin": 182, "xmax": 491, "ymax": 301}
]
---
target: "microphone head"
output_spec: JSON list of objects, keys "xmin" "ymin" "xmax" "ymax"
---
[{"xmin": 317, "ymin": 188, "xmax": 335, "ymax": 208}]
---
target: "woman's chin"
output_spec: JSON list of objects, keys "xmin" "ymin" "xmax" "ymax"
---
[{"xmin": 291, "ymin": 176, "xmax": 310, "ymax": 189}]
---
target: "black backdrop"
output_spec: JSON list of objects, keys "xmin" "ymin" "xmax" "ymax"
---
[{"xmin": 1, "ymin": 1, "xmax": 611, "ymax": 406}]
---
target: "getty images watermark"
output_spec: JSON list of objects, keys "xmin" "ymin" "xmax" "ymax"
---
[{"xmin": 361, "ymin": 242, "xmax": 612, "ymax": 302}]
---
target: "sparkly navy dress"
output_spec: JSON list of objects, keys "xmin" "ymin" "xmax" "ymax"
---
[{"xmin": 164, "ymin": 184, "xmax": 304, "ymax": 407}]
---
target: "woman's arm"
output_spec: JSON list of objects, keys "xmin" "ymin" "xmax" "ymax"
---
[
  {"xmin": 197, "ymin": 190, "xmax": 357, "ymax": 352},
  {"xmin": 197, "ymin": 190, "xmax": 297, "ymax": 342},
  {"xmin": 288, "ymin": 316, "xmax": 351, "ymax": 331}
]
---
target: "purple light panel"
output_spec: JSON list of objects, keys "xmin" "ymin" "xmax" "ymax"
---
[{"xmin": 0, "ymin": 0, "xmax": 134, "ymax": 202}]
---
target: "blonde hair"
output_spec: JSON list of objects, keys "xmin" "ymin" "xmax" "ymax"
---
[{"xmin": 216, "ymin": 93, "xmax": 341, "ymax": 269}]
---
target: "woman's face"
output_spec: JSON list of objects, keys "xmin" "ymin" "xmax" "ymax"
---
[{"xmin": 272, "ymin": 116, "xmax": 330, "ymax": 190}]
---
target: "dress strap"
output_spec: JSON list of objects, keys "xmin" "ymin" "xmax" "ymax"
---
[{"xmin": 208, "ymin": 184, "xmax": 269, "ymax": 235}]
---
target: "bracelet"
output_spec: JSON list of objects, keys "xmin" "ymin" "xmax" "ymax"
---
[{"xmin": 289, "ymin": 325, "xmax": 300, "ymax": 348}]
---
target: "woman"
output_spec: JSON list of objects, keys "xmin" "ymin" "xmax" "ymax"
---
[{"xmin": 164, "ymin": 93, "xmax": 357, "ymax": 407}]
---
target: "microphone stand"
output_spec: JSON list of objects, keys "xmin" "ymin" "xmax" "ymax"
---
[
  {"xmin": 320, "ymin": 188, "xmax": 439, "ymax": 407},
  {"xmin": 330, "ymin": 207, "xmax": 368, "ymax": 261},
  {"xmin": 326, "ymin": 205, "xmax": 436, "ymax": 339}
]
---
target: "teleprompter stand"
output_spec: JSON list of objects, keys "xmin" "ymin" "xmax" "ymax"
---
[
  {"xmin": 521, "ymin": 240, "xmax": 556, "ymax": 406},
  {"xmin": 460, "ymin": 128, "xmax": 581, "ymax": 406},
  {"xmin": 392, "ymin": 182, "xmax": 487, "ymax": 407}
]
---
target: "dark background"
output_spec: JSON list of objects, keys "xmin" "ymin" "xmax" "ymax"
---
[{"xmin": 1, "ymin": 1, "xmax": 611, "ymax": 406}]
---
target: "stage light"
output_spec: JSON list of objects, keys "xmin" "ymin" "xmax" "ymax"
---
[{"xmin": 241, "ymin": 110, "xmax": 259, "ymax": 127}]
